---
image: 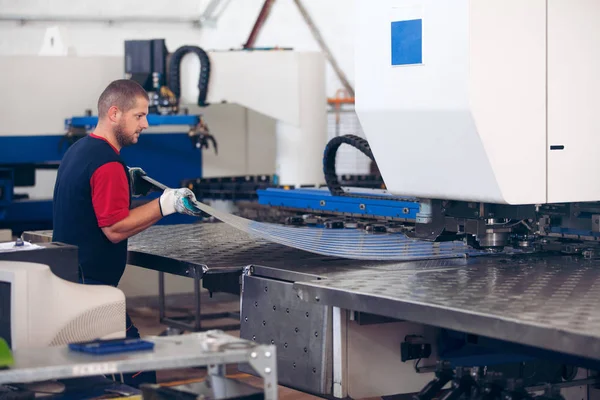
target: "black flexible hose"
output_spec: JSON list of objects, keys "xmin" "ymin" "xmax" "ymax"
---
[
  {"xmin": 167, "ymin": 45, "xmax": 211, "ymax": 107},
  {"xmin": 323, "ymin": 134, "xmax": 376, "ymax": 196}
]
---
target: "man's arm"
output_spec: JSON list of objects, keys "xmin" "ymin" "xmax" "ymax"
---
[
  {"xmin": 91, "ymin": 163, "xmax": 204, "ymax": 244},
  {"xmin": 91, "ymin": 162, "xmax": 163, "ymax": 244},
  {"xmin": 101, "ymin": 199, "xmax": 162, "ymax": 244}
]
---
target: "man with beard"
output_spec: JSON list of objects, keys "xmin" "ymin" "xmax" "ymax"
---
[{"xmin": 52, "ymin": 79, "xmax": 201, "ymax": 387}]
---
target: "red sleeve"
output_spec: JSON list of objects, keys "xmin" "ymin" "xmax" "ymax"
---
[{"xmin": 90, "ymin": 162, "xmax": 130, "ymax": 228}]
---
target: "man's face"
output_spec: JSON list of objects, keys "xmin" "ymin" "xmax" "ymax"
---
[{"xmin": 114, "ymin": 96, "xmax": 149, "ymax": 148}]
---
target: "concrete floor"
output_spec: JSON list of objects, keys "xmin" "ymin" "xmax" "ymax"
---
[{"xmin": 127, "ymin": 292, "xmax": 326, "ymax": 400}]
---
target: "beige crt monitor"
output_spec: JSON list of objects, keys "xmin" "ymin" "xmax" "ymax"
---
[{"xmin": 0, "ymin": 261, "xmax": 126, "ymax": 350}]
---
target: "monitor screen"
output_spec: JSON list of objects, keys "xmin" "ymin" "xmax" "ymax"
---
[{"xmin": 0, "ymin": 281, "xmax": 10, "ymax": 348}]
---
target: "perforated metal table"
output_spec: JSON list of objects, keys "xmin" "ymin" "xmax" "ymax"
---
[
  {"xmin": 24, "ymin": 224, "xmax": 345, "ymax": 277},
  {"xmin": 288, "ymin": 254, "xmax": 600, "ymax": 364},
  {"xmin": 126, "ymin": 223, "xmax": 356, "ymax": 277},
  {"xmin": 23, "ymin": 224, "xmax": 353, "ymax": 332},
  {"xmin": 24, "ymin": 224, "xmax": 600, "ymax": 364},
  {"xmin": 126, "ymin": 223, "xmax": 366, "ymax": 332}
]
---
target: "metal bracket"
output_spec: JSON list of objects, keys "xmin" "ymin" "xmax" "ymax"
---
[{"xmin": 247, "ymin": 345, "xmax": 279, "ymax": 400}]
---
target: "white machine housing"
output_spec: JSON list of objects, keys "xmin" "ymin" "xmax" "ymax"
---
[
  {"xmin": 355, "ymin": 0, "xmax": 600, "ymax": 205},
  {"xmin": 0, "ymin": 261, "xmax": 126, "ymax": 350}
]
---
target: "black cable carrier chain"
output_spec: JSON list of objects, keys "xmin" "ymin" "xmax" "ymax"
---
[
  {"xmin": 323, "ymin": 134, "xmax": 412, "ymax": 202},
  {"xmin": 168, "ymin": 46, "xmax": 211, "ymax": 107}
]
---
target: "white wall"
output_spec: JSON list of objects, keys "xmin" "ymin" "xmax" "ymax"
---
[{"xmin": 0, "ymin": 0, "xmax": 355, "ymax": 98}]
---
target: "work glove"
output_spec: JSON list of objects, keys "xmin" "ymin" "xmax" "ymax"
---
[
  {"xmin": 128, "ymin": 167, "xmax": 155, "ymax": 198},
  {"xmin": 159, "ymin": 188, "xmax": 204, "ymax": 217}
]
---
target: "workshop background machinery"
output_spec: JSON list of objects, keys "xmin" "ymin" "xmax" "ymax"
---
[
  {"xmin": 23, "ymin": 221, "xmax": 600, "ymax": 400},
  {"xmin": 11, "ymin": 1, "xmax": 600, "ymax": 399},
  {"xmin": 0, "ymin": 39, "xmax": 215, "ymax": 235},
  {"xmin": 348, "ymin": 0, "xmax": 600, "ymax": 253},
  {"xmin": 243, "ymin": 0, "xmax": 600, "ymax": 259},
  {"xmin": 0, "ymin": 37, "xmax": 328, "ymax": 235},
  {"xmin": 216, "ymin": 1, "xmax": 600, "ymax": 398},
  {"xmin": 157, "ymin": 5, "xmax": 600, "ymax": 390}
]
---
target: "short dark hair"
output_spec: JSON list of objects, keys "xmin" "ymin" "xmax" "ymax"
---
[{"xmin": 97, "ymin": 79, "xmax": 149, "ymax": 118}]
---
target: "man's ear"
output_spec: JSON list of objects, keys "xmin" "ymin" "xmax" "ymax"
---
[{"xmin": 107, "ymin": 106, "xmax": 120, "ymax": 123}]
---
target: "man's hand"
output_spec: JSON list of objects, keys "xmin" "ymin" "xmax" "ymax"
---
[
  {"xmin": 159, "ymin": 188, "xmax": 204, "ymax": 217},
  {"xmin": 128, "ymin": 167, "xmax": 155, "ymax": 198},
  {"xmin": 101, "ymin": 187, "xmax": 204, "ymax": 244}
]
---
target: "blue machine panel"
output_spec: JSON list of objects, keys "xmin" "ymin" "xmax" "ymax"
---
[
  {"xmin": 0, "ymin": 133, "xmax": 201, "ymax": 190},
  {"xmin": 257, "ymin": 188, "xmax": 419, "ymax": 220},
  {"xmin": 120, "ymin": 133, "xmax": 202, "ymax": 190},
  {"xmin": 66, "ymin": 114, "xmax": 200, "ymax": 129},
  {"xmin": 391, "ymin": 19, "xmax": 423, "ymax": 66},
  {"xmin": 0, "ymin": 112, "xmax": 205, "ymax": 232},
  {"xmin": 0, "ymin": 199, "xmax": 54, "ymax": 233},
  {"xmin": 0, "ymin": 135, "xmax": 68, "ymax": 164}
]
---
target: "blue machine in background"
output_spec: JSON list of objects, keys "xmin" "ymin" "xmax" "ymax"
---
[
  {"xmin": 0, "ymin": 114, "xmax": 211, "ymax": 234},
  {"xmin": 0, "ymin": 37, "xmax": 219, "ymax": 234}
]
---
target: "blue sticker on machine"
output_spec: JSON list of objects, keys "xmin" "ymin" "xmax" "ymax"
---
[{"xmin": 391, "ymin": 19, "xmax": 422, "ymax": 66}]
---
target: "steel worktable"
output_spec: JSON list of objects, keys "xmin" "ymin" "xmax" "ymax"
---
[
  {"xmin": 22, "ymin": 224, "xmax": 333, "ymax": 274},
  {"xmin": 249, "ymin": 255, "xmax": 600, "ymax": 365},
  {"xmin": 23, "ymin": 224, "xmax": 600, "ymax": 364},
  {"xmin": 22, "ymin": 223, "xmax": 363, "ymax": 332},
  {"xmin": 127, "ymin": 223, "xmax": 372, "ymax": 332},
  {"xmin": 239, "ymin": 255, "xmax": 600, "ymax": 395},
  {"xmin": 22, "ymin": 224, "xmax": 362, "ymax": 277}
]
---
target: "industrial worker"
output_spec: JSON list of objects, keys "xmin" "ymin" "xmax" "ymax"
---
[{"xmin": 52, "ymin": 79, "xmax": 201, "ymax": 387}]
